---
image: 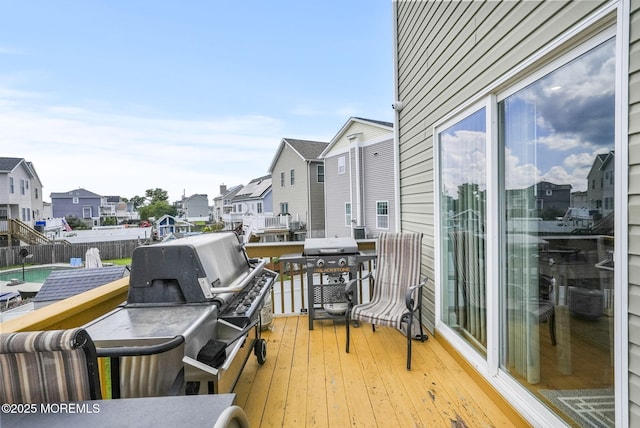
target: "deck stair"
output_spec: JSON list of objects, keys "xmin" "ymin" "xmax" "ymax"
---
[{"xmin": 1, "ymin": 218, "xmax": 52, "ymax": 245}]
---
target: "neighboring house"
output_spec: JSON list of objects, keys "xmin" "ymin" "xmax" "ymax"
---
[
  {"xmin": 0, "ymin": 157, "xmax": 46, "ymax": 225},
  {"xmin": 505, "ymin": 181, "xmax": 572, "ymax": 218},
  {"xmin": 268, "ymin": 138, "xmax": 328, "ymax": 238},
  {"xmin": 51, "ymin": 188, "xmax": 102, "ymax": 227},
  {"xmin": 393, "ymin": 1, "xmax": 632, "ymax": 427},
  {"xmin": 231, "ymin": 175, "xmax": 272, "ymax": 217},
  {"xmin": 177, "ymin": 194, "xmax": 210, "ymax": 223},
  {"xmin": 154, "ymin": 214, "xmax": 193, "ymax": 238},
  {"xmin": 320, "ymin": 117, "xmax": 395, "ymax": 239},
  {"xmin": 212, "ymin": 184, "xmax": 243, "ymax": 223},
  {"xmin": 100, "ymin": 196, "xmax": 139, "ymax": 224},
  {"xmin": 587, "ymin": 150, "xmax": 616, "ymax": 218}
]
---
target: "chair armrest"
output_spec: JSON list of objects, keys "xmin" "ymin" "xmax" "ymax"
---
[
  {"xmin": 345, "ymin": 272, "xmax": 373, "ymax": 302},
  {"xmin": 405, "ymin": 277, "xmax": 428, "ymax": 311}
]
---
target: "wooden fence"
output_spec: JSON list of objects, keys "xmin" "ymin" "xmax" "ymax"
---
[{"xmin": 0, "ymin": 240, "xmax": 139, "ymax": 268}]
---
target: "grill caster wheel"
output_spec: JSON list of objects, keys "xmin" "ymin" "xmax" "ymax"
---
[{"xmin": 255, "ymin": 338, "xmax": 267, "ymax": 365}]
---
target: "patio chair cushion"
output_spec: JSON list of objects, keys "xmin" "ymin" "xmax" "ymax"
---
[
  {"xmin": 0, "ymin": 328, "xmax": 101, "ymax": 404},
  {"xmin": 351, "ymin": 232, "xmax": 422, "ymax": 329}
]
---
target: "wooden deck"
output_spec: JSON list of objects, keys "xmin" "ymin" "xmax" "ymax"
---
[{"xmin": 234, "ymin": 315, "xmax": 527, "ymax": 427}]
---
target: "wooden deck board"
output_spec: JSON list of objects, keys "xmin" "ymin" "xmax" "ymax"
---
[
  {"xmin": 235, "ymin": 316, "xmax": 525, "ymax": 428},
  {"xmin": 283, "ymin": 316, "xmax": 309, "ymax": 427}
]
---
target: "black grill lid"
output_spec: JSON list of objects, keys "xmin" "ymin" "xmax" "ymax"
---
[{"xmin": 302, "ymin": 238, "xmax": 359, "ymax": 255}]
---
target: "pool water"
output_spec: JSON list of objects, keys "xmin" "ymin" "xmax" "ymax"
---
[{"xmin": 0, "ymin": 267, "xmax": 73, "ymax": 283}]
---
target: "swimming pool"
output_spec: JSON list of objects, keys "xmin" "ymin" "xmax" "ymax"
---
[{"xmin": 0, "ymin": 266, "xmax": 75, "ymax": 283}]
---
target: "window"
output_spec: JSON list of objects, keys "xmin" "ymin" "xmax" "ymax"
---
[
  {"xmin": 338, "ymin": 156, "xmax": 346, "ymax": 174},
  {"xmin": 290, "ymin": 169, "xmax": 295, "ymax": 186},
  {"xmin": 73, "ymin": 197, "xmax": 79, "ymax": 204},
  {"xmin": 436, "ymin": 37, "xmax": 616, "ymax": 425},
  {"xmin": 317, "ymin": 165, "xmax": 324, "ymax": 183},
  {"xmin": 257, "ymin": 202, "xmax": 263, "ymax": 214},
  {"xmin": 438, "ymin": 107, "xmax": 487, "ymax": 355},
  {"xmin": 376, "ymin": 201, "xmax": 389, "ymax": 229},
  {"xmin": 280, "ymin": 202, "xmax": 288, "ymax": 214},
  {"xmin": 280, "ymin": 172, "xmax": 285, "ymax": 187},
  {"xmin": 82, "ymin": 207, "xmax": 92, "ymax": 218},
  {"xmin": 35, "ymin": 188, "xmax": 39, "ymax": 199},
  {"xmin": 0, "ymin": 209, "xmax": 7, "ymax": 220},
  {"xmin": 499, "ymin": 38, "xmax": 615, "ymax": 409},
  {"xmin": 345, "ymin": 203, "xmax": 351, "ymax": 226},
  {"xmin": 20, "ymin": 179, "xmax": 25, "ymax": 195},
  {"xmin": 9, "ymin": 177, "xmax": 14, "ymax": 194}
]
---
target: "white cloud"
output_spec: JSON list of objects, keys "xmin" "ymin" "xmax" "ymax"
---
[
  {"xmin": 1, "ymin": 88, "xmax": 285, "ymax": 201},
  {"xmin": 440, "ymin": 130, "xmax": 486, "ymax": 197},
  {"xmin": 537, "ymin": 134, "xmax": 582, "ymax": 151}
]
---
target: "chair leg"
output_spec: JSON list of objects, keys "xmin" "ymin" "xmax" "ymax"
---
[
  {"xmin": 416, "ymin": 306, "xmax": 428, "ymax": 342},
  {"xmin": 346, "ymin": 310, "xmax": 351, "ymax": 353},
  {"xmin": 406, "ymin": 316, "xmax": 413, "ymax": 370}
]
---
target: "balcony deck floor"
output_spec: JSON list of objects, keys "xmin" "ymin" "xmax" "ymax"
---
[{"xmin": 234, "ymin": 315, "xmax": 522, "ymax": 427}]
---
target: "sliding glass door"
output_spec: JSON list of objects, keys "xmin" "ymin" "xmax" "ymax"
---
[
  {"xmin": 439, "ymin": 108, "xmax": 487, "ymax": 355},
  {"xmin": 499, "ymin": 38, "xmax": 615, "ymax": 422},
  {"xmin": 437, "ymin": 36, "xmax": 616, "ymax": 426}
]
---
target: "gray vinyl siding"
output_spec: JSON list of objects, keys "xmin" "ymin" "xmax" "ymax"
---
[
  {"xmin": 395, "ymin": 0, "xmax": 608, "ymax": 331},
  {"xmin": 324, "ymin": 155, "xmax": 352, "ymax": 238},
  {"xmin": 308, "ymin": 161, "xmax": 326, "ymax": 238},
  {"xmin": 362, "ymin": 139, "xmax": 395, "ymax": 236},
  {"xmin": 629, "ymin": 0, "xmax": 640, "ymax": 421}
]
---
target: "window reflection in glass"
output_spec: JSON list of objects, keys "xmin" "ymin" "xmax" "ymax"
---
[
  {"xmin": 499, "ymin": 39, "xmax": 615, "ymax": 425},
  {"xmin": 439, "ymin": 108, "xmax": 488, "ymax": 355}
]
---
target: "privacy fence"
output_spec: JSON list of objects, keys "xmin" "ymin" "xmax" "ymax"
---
[{"xmin": 0, "ymin": 240, "xmax": 139, "ymax": 269}]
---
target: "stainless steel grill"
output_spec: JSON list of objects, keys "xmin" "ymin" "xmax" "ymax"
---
[
  {"xmin": 281, "ymin": 237, "xmax": 375, "ymax": 330},
  {"xmin": 84, "ymin": 232, "xmax": 277, "ymax": 397}
]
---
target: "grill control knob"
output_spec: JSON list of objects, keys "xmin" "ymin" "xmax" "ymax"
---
[
  {"xmin": 338, "ymin": 257, "xmax": 347, "ymax": 267},
  {"xmin": 316, "ymin": 259, "xmax": 325, "ymax": 268}
]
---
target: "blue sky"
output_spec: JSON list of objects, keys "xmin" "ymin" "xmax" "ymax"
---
[{"xmin": 1, "ymin": 1, "xmax": 393, "ymax": 202}]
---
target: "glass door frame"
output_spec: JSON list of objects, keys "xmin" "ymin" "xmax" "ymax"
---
[{"xmin": 432, "ymin": 10, "xmax": 627, "ymax": 425}]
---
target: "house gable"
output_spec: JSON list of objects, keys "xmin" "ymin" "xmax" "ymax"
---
[{"xmin": 321, "ymin": 117, "xmax": 393, "ymax": 158}]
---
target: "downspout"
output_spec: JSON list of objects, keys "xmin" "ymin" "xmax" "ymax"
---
[
  {"xmin": 348, "ymin": 141, "xmax": 354, "ymax": 235},
  {"xmin": 306, "ymin": 160, "xmax": 312, "ymax": 238},
  {"xmin": 392, "ymin": 1, "xmax": 401, "ymax": 233},
  {"xmin": 348, "ymin": 133, "xmax": 363, "ymax": 229}
]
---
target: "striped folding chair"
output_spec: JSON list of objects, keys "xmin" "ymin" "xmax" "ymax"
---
[
  {"xmin": 345, "ymin": 232, "xmax": 428, "ymax": 370},
  {"xmin": 0, "ymin": 328, "xmax": 102, "ymax": 404}
]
